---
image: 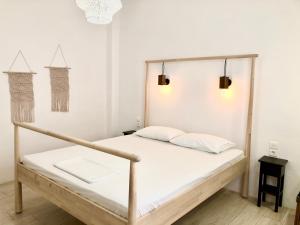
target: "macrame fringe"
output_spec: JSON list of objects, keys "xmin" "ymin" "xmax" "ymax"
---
[
  {"xmin": 11, "ymin": 102, "xmax": 34, "ymax": 122},
  {"xmin": 52, "ymin": 92, "xmax": 69, "ymax": 112}
]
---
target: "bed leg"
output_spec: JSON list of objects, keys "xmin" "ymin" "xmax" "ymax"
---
[
  {"xmin": 14, "ymin": 124, "xmax": 23, "ymax": 214},
  {"xmin": 15, "ymin": 181, "xmax": 23, "ymax": 214},
  {"xmin": 128, "ymin": 161, "xmax": 137, "ymax": 225},
  {"xmin": 241, "ymin": 170, "xmax": 249, "ymax": 198}
]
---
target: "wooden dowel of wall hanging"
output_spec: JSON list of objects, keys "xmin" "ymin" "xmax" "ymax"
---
[
  {"xmin": 3, "ymin": 71, "xmax": 37, "ymax": 75},
  {"xmin": 44, "ymin": 66, "xmax": 71, "ymax": 69},
  {"xmin": 146, "ymin": 54, "xmax": 259, "ymax": 64}
]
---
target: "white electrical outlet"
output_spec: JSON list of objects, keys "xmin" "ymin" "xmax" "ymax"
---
[
  {"xmin": 136, "ymin": 117, "xmax": 142, "ymax": 129},
  {"xmin": 268, "ymin": 141, "xmax": 279, "ymax": 157}
]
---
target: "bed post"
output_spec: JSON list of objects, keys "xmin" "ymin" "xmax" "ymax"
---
[
  {"xmin": 241, "ymin": 57, "xmax": 256, "ymax": 198},
  {"xmin": 14, "ymin": 124, "xmax": 23, "ymax": 214},
  {"xmin": 144, "ymin": 62, "xmax": 149, "ymax": 127},
  {"xmin": 128, "ymin": 161, "xmax": 137, "ymax": 225}
]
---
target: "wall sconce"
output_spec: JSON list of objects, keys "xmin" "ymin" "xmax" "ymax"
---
[
  {"xmin": 219, "ymin": 59, "xmax": 232, "ymax": 89},
  {"xmin": 158, "ymin": 62, "xmax": 170, "ymax": 85}
]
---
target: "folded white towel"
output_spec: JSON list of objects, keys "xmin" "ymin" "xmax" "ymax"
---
[{"xmin": 54, "ymin": 157, "xmax": 114, "ymax": 184}]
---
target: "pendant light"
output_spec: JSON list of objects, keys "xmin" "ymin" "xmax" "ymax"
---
[
  {"xmin": 76, "ymin": 0, "xmax": 122, "ymax": 25},
  {"xmin": 158, "ymin": 62, "xmax": 170, "ymax": 85},
  {"xmin": 219, "ymin": 59, "xmax": 232, "ymax": 89}
]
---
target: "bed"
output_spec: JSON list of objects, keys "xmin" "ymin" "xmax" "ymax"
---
[
  {"xmin": 13, "ymin": 54, "xmax": 257, "ymax": 225},
  {"xmin": 22, "ymin": 134, "xmax": 245, "ymax": 218}
]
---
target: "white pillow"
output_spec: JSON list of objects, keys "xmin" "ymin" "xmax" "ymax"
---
[
  {"xmin": 135, "ymin": 126, "xmax": 185, "ymax": 142},
  {"xmin": 170, "ymin": 133, "xmax": 236, "ymax": 154}
]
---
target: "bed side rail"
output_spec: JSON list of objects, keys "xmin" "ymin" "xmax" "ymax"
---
[
  {"xmin": 13, "ymin": 122, "xmax": 140, "ymax": 162},
  {"xmin": 13, "ymin": 122, "xmax": 139, "ymax": 225}
]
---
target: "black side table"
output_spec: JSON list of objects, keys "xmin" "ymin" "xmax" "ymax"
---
[
  {"xmin": 257, "ymin": 156, "xmax": 288, "ymax": 212},
  {"xmin": 123, "ymin": 130, "xmax": 136, "ymax": 136}
]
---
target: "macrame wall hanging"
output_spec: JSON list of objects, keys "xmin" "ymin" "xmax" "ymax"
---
[
  {"xmin": 3, "ymin": 50, "xmax": 36, "ymax": 123},
  {"xmin": 45, "ymin": 45, "xmax": 71, "ymax": 112}
]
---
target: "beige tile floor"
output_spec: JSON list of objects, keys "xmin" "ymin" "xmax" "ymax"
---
[{"xmin": 0, "ymin": 182, "xmax": 295, "ymax": 225}]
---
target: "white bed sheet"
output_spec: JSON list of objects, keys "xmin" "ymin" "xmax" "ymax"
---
[{"xmin": 23, "ymin": 135, "xmax": 244, "ymax": 218}]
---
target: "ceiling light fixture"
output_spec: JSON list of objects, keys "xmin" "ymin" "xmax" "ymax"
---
[{"xmin": 76, "ymin": 0, "xmax": 122, "ymax": 25}]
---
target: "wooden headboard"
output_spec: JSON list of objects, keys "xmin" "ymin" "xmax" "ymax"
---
[{"xmin": 144, "ymin": 54, "xmax": 258, "ymax": 197}]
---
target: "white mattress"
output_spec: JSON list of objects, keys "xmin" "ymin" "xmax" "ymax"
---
[{"xmin": 23, "ymin": 135, "xmax": 244, "ymax": 218}]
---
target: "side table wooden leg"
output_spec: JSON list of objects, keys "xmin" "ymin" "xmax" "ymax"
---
[
  {"xmin": 279, "ymin": 175, "xmax": 285, "ymax": 207},
  {"xmin": 257, "ymin": 170, "xmax": 263, "ymax": 207},
  {"xmin": 275, "ymin": 176, "xmax": 282, "ymax": 212},
  {"xmin": 262, "ymin": 174, "xmax": 267, "ymax": 202}
]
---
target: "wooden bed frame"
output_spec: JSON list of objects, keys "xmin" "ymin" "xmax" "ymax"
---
[{"xmin": 13, "ymin": 53, "xmax": 258, "ymax": 225}]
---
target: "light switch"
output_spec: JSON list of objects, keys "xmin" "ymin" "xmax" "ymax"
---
[{"xmin": 269, "ymin": 141, "xmax": 279, "ymax": 157}]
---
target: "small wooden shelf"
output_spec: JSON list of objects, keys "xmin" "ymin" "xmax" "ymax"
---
[{"xmin": 262, "ymin": 184, "xmax": 281, "ymax": 196}]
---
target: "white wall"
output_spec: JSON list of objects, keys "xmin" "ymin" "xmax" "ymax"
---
[
  {"xmin": 107, "ymin": 15, "xmax": 121, "ymax": 137},
  {"xmin": 0, "ymin": 0, "xmax": 108, "ymax": 183},
  {"xmin": 118, "ymin": 0, "xmax": 300, "ymax": 208},
  {"xmin": 146, "ymin": 61, "xmax": 250, "ymax": 149}
]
